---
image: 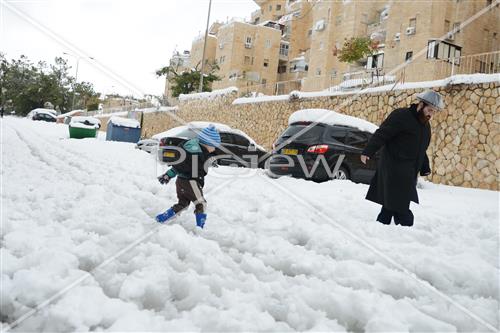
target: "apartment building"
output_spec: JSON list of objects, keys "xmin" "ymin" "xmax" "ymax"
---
[
  {"xmin": 302, "ymin": 0, "xmax": 500, "ymax": 91},
  {"xmin": 163, "ymin": 50, "xmax": 191, "ymax": 103},
  {"xmin": 211, "ymin": 20, "xmax": 282, "ymax": 95},
  {"xmin": 166, "ymin": 0, "xmax": 499, "ymax": 96},
  {"xmin": 251, "ymin": 0, "xmax": 286, "ymax": 24}
]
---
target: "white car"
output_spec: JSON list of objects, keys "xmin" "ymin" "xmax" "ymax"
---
[{"xmin": 135, "ymin": 138, "xmax": 159, "ymax": 153}]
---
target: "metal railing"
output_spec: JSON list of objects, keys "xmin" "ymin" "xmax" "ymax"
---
[
  {"xmin": 233, "ymin": 51, "xmax": 499, "ymax": 98},
  {"xmin": 433, "ymin": 50, "xmax": 500, "ymax": 77}
]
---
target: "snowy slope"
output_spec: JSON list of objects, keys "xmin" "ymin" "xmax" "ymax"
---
[{"xmin": 1, "ymin": 118, "xmax": 498, "ymax": 332}]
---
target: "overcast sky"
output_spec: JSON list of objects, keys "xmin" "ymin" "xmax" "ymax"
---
[{"xmin": 1, "ymin": 0, "xmax": 259, "ymax": 97}]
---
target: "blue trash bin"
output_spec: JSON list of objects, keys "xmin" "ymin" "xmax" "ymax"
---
[{"xmin": 106, "ymin": 117, "xmax": 141, "ymax": 143}]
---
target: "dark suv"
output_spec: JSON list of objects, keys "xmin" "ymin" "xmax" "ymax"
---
[
  {"xmin": 268, "ymin": 122, "xmax": 378, "ymax": 183},
  {"xmin": 156, "ymin": 124, "xmax": 268, "ymax": 168}
]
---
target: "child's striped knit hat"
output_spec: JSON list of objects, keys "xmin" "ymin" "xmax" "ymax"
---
[{"xmin": 198, "ymin": 124, "xmax": 221, "ymax": 147}]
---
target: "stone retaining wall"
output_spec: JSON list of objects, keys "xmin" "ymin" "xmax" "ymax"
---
[{"xmin": 138, "ymin": 82, "xmax": 499, "ymax": 190}]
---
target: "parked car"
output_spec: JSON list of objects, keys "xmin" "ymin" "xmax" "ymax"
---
[
  {"xmin": 27, "ymin": 108, "xmax": 57, "ymax": 119},
  {"xmin": 32, "ymin": 111, "xmax": 57, "ymax": 122},
  {"xmin": 135, "ymin": 138, "xmax": 159, "ymax": 153},
  {"xmin": 153, "ymin": 122, "xmax": 268, "ymax": 168},
  {"xmin": 268, "ymin": 109, "xmax": 379, "ymax": 184}
]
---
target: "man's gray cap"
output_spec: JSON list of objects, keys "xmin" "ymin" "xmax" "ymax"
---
[{"xmin": 416, "ymin": 90, "xmax": 445, "ymax": 110}]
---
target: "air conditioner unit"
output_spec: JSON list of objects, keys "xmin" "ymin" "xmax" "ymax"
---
[
  {"xmin": 314, "ymin": 19, "xmax": 326, "ymax": 31},
  {"xmin": 394, "ymin": 33, "xmax": 401, "ymax": 41},
  {"xmin": 445, "ymin": 32, "xmax": 455, "ymax": 41},
  {"xmin": 245, "ymin": 42, "xmax": 252, "ymax": 49},
  {"xmin": 405, "ymin": 26, "xmax": 416, "ymax": 35},
  {"xmin": 219, "ymin": 43, "xmax": 224, "ymax": 49}
]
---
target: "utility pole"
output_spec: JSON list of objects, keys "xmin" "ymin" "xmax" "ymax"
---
[
  {"xmin": 199, "ymin": 0, "xmax": 213, "ymax": 93},
  {"xmin": 64, "ymin": 52, "xmax": 94, "ymax": 110}
]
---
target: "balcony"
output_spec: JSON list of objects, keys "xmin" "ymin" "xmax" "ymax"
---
[{"xmin": 366, "ymin": 20, "xmax": 387, "ymax": 43}]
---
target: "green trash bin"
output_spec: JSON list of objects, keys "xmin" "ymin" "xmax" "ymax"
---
[{"xmin": 68, "ymin": 116, "xmax": 101, "ymax": 139}]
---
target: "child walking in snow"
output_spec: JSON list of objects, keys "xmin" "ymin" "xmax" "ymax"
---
[{"xmin": 156, "ymin": 124, "xmax": 221, "ymax": 228}]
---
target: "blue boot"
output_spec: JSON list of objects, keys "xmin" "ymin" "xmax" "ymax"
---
[
  {"xmin": 156, "ymin": 208, "xmax": 176, "ymax": 223},
  {"xmin": 195, "ymin": 213, "xmax": 207, "ymax": 229}
]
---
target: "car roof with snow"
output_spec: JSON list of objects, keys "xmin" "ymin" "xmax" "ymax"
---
[
  {"xmin": 289, "ymin": 109, "xmax": 379, "ymax": 134},
  {"xmin": 29, "ymin": 108, "xmax": 57, "ymax": 117},
  {"xmin": 153, "ymin": 122, "xmax": 265, "ymax": 150}
]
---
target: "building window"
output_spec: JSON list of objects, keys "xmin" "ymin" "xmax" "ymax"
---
[
  {"xmin": 244, "ymin": 56, "xmax": 251, "ymax": 65},
  {"xmin": 319, "ymin": 41, "xmax": 324, "ymax": 50},
  {"xmin": 453, "ymin": 22, "xmax": 461, "ymax": 33},
  {"xmin": 269, "ymin": 5, "xmax": 272, "ymax": 11},
  {"xmin": 308, "ymin": 29, "xmax": 312, "ymax": 37},
  {"xmin": 219, "ymin": 56, "xmax": 225, "ymax": 64},
  {"xmin": 427, "ymin": 40, "xmax": 462, "ymax": 64},
  {"xmin": 278, "ymin": 65, "xmax": 287, "ymax": 73},
  {"xmin": 484, "ymin": 28, "xmax": 489, "ymax": 41},
  {"xmin": 265, "ymin": 39, "xmax": 271, "ymax": 48},
  {"xmin": 279, "ymin": 43, "xmax": 289, "ymax": 56},
  {"xmin": 409, "ymin": 18, "xmax": 416, "ymax": 28},
  {"xmin": 444, "ymin": 19, "xmax": 450, "ymax": 33},
  {"xmin": 245, "ymin": 36, "xmax": 253, "ymax": 48},
  {"xmin": 316, "ymin": 68, "xmax": 322, "ymax": 76},
  {"xmin": 335, "ymin": 15, "xmax": 342, "ymax": 26},
  {"xmin": 366, "ymin": 53, "xmax": 384, "ymax": 69},
  {"xmin": 264, "ymin": 59, "xmax": 269, "ymax": 67},
  {"xmin": 405, "ymin": 51, "xmax": 413, "ymax": 61},
  {"xmin": 276, "ymin": 4, "xmax": 282, "ymax": 10},
  {"xmin": 262, "ymin": 78, "xmax": 267, "ymax": 85}
]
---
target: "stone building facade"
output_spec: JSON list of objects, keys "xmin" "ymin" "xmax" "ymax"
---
[{"xmin": 171, "ymin": 0, "xmax": 499, "ymax": 96}]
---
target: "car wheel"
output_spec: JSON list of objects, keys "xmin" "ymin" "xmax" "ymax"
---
[{"xmin": 333, "ymin": 166, "xmax": 350, "ymax": 180}]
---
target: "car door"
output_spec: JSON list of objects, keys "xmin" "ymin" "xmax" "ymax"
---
[
  {"xmin": 216, "ymin": 132, "xmax": 236, "ymax": 166},
  {"xmin": 232, "ymin": 134, "xmax": 257, "ymax": 167},
  {"xmin": 345, "ymin": 131, "xmax": 375, "ymax": 183}
]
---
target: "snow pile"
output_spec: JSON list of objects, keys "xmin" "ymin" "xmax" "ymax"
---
[
  {"xmin": 56, "ymin": 110, "xmax": 84, "ymax": 119},
  {"xmin": 232, "ymin": 73, "xmax": 499, "ymax": 105},
  {"xmin": 337, "ymin": 75, "xmax": 396, "ymax": 89},
  {"xmin": 95, "ymin": 111, "xmax": 128, "ymax": 118},
  {"xmin": 152, "ymin": 121, "xmax": 265, "ymax": 150},
  {"xmin": 179, "ymin": 87, "xmax": 238, "ymax": 101},
  {"xmin": 141, "ymin": 106, "xmax": 179, "ymax": 114},
  {"xmin": 289, "ymin": 109, "xmax": 379, "ymax": 133},
  {"xmin": 2, "ymin": 118, "xmax": 498, "ymax": 332},
  {"xmin": 69, "ymin": 116, "xmax": 101, "ymax": 129},
  {"xmin": 108, "ymin": 116, "xmax": 140, "ymax": 128}
]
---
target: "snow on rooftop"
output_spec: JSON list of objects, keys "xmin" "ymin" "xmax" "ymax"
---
[
  {"xmin": 108, "ymin": 116, "xmax": 140, "ymax": 129},
  {"xmin": 179, "ymin": 87, "xmax": 238, "ymax": 101},
  {"xmin": 289, "ymin": 109, "xmax": 379, "ymax": 133}
]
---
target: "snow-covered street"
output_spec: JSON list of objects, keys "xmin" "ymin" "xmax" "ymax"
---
[{"xmin": 1, "ymin": 117, "xmax": 499, "ymax": 332}]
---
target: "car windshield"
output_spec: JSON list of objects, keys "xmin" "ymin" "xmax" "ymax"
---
[{"xmin": 280, "ymin": 124, "xmax": 324, "ymax": 142}]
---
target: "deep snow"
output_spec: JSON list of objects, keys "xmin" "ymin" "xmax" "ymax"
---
[{"xmin": 1, "ymin": 118, "xmax": 498, "ymax": 332}]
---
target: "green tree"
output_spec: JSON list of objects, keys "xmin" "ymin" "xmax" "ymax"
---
[
  {"xmin": 0, "ymin": 54, "xmax": 100, "ymax": 115},
  {"xmin": 337, "ymin": 37, "xmax": 379, "ymax": 64},
  {"xmin": 156, "ymin": 62, "xmax": 221, "ymax": 97}
]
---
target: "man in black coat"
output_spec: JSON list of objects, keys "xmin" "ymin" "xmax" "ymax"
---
[{"xmin": 360, "ymin": 90, "xmax": 444, "ymax": 227}]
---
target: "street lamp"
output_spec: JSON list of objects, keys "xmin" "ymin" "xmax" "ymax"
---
[
  {"xmin": 199, "ymin": 0, "xmax": 213, "ymax": 93},
  {"xmin": 63, "ymin": 52, "xmax": 95, "ymax": 110}
]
